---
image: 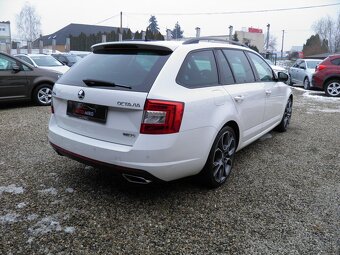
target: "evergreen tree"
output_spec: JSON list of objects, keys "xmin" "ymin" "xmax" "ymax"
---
[
  {"xmin": 134, "ymin": 30, "xmax": 142, "ymax": 40},
  {"xmin": 249, "ymin": 45, "xmax": 259, "ymax": 52},
  {"xmin": 147, "ymin": 15, "xmax": 159, "ymax": 34},
  {"xmin": 233, "ymin": 32, "xmax": 239, "ymax": 42},
  {"xmin": 171, "ymin": 22, "xmax": 184, "ymax": 39},
  {"xmin": 303, "ymin": 34, "xmax": 329, "ymax": 56}
]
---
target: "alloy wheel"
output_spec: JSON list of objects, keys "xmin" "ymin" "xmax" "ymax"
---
[
  {"xmin": 212, "ymin": 130, "xmax": 236, "ymax": 183},
  {"xmin": 326, "ymin": 82, "xmax": 340, "ymax": 97},
  {"xmin": 37, "ymin": 87, "xmax": 52, "ymax": 105}
]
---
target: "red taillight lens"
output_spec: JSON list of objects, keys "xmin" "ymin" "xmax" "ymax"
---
[
  {"xmin": 316, "ymin": 64, "xmax": 326, "ymax": 72},
  {"xmin": 140, "ymin": 99, "xmax": 184, "ymax": 134}
]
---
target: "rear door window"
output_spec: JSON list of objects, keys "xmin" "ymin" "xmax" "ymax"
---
[
  {"xmin": 222, "ymin": 49, "xmax": 255, "ymax": 83},
  {"xmin": 176, "ymin": 50, "xmax": 218, "ymax": 88},
  {"xmin": 57, "ymin": 49, "xmax": 171, "ymax": 92}
]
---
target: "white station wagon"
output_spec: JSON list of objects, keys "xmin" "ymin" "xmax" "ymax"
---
[{"xmin": 48, "ymin": 38, "xmax": 292, "ymax": 188}]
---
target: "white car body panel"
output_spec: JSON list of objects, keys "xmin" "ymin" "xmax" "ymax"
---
[{"xmin": 48, "ymin": 41, "xmax": 292, "ymax": 182}]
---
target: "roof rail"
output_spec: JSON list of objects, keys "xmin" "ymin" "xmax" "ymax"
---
[{"xmin": 183, "ymin": 36, "xmax": 249, "ymax": 48}]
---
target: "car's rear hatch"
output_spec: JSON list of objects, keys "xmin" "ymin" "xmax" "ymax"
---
[{"xmin": 52, "ymin": 42, "xmax": 174, "ymax": 146}]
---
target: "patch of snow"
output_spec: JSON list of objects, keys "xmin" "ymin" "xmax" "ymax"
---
[
  {"xmin": 38, "ymin": 187, "xmax": 58, "ymax": 195},
  {"xmin": 0, "ymin": 213, "xmax": 20, "ymax": 224},
  {"xmin": 28, "ymin": 216, "xmax": 62, "ymax": 236},
  {"xmin": 302, "ymin": 91, "xmax": 340, "ymax": 102},
  {"xmin": 0, "ymin": 184, "xmax": 24, "ymax": 195},
  {"xmin": 84, "ymin": 165, "xmax": 94, "ymax": 171},
  {"xmin": 51, "ymin": 200, "xmax": 63, "ymax": 205},
  {"xmin": 64, "ymin": 226, "xmax": 75, "ymax": 234},
  {"xmin": 65, "ymin": 188, "xmax": 74, "ymax": 193},
  {"xmin": 308, "ymin": 108, "xmax": 340, "ymax": 113},
  {"xmin": 27, "ymin": 214, "xmax": 39, "ymax": 221},
  {"xmin": 16, "ymin": 202, "xmax": 28, "ymax": 209}
]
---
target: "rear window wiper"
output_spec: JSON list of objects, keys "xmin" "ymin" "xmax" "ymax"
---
[{"xmin": 83, "ymin": 79, "xmax": 132, "ymax": 89}]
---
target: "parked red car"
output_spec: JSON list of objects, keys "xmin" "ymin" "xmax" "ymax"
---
[{"xmin": 312, "ymin": 54, "xmax": 340, "ymax": 97}]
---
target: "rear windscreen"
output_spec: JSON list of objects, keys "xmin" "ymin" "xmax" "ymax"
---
[{"xmin": 57, "ymin": 49, "xmax": 171, "ymax": 92}]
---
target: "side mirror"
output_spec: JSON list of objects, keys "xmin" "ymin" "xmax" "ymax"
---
[
  {"xmin": 277, "ymin": 72, "xmax": 289, "ymax": 82},
  {"xmin": 12, "ymin": 63, "xmax": 20, "ymax": 73}
]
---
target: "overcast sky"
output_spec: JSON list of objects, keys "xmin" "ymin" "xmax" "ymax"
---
[{"xmin": 1, "ymin": 0, "xmax": 339, "ymax": 51}]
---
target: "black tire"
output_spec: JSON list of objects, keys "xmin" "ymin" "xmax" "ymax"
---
[
  {"xmin": 303, "ymin": 77, "xmax": 310, "ymax": 90},
  {"xmin": 33, "ymin": 84, "xmax": 53, "ymax": 106},
  {"xmin": 324, "ymin": 79, "xmax": 340, "ymax": 97},
  {"xmin": 275, "ymin": 97, "xmax": 293, "ymax": 132},
  {"xmin": 200, "ymin": 126, "xmax": 237, "ymax": 188}
]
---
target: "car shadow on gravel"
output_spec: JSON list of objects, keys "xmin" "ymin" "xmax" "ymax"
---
[{"xmin": 0, "ymin": 101, "xmax": 37, "ymax": 109}]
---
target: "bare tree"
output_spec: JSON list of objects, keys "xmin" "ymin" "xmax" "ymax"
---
[
  {"xmin": 264, "ymin": 33, "xmax": 277, "ymax": 52},
  {"xmin": 16, "ymin": 2, "xmax": 41, "ymax": 42},
  {"xmin": 312, "ymin": 14, "xmax": 340, "ymax": 53}
]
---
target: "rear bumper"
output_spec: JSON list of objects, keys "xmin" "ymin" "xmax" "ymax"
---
[
  {"xmin": 50, "ymin": 142, "xmax": 161, "ymax": 182},
  {"xmin": 48, "ymin": 116, "xmax": 215, "ymax": 181}
]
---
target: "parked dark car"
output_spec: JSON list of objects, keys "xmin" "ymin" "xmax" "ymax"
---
[
  {"xmin": 0, "ymin": 52, "xmax": 61, "ymax": 105},
  {"xmin": 51, "ymin": 53, "xmax": 81, "ymax": 67},
  {"xmin": 312, "ymin": 54, "xmax": 340, "ymax": 97}
]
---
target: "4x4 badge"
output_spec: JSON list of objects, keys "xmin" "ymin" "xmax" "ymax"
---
[{"xmin": 78, "ymin": 89, "xmax": 85, "ymax": 100}]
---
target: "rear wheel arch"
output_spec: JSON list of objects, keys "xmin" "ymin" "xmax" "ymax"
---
[
  {"xmin": 222, "ymin": 121, "xmax": 239, "ymax": 150},
  {"xmin": 323, "ymin": 76, "xmax": 340, "ymax": 89}
]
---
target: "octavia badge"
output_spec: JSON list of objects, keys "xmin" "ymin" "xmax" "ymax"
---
[{"xmin": 78, "ymin": 89, "xmax": 85, "ymax": 100}]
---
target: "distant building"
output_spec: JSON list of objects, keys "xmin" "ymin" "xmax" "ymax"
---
[
  {"xmin": 0, "ymin": 21, "xmax": 11, "ymax": 53},
  {"xmin": 32, "ymin": 23, "xmax": 129, "ymax": 52},
  {"xmin": 236, "ymin": 28, "xmax": 265, "ymax": 53}
]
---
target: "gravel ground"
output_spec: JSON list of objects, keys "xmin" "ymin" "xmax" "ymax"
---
[{"xmin": 0, "ymin": 88, "xmax": 339, "ymax": 254}]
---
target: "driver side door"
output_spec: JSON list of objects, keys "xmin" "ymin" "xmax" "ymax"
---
[{"xmin": 0, "ymin": 54, "xmax": 29, "ymax": 100}]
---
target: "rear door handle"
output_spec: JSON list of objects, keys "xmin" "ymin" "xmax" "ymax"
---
[
  {"xmin": 265, "ymin": 90, "xmax": 272, "ymax": 96},
  {"xmin": 234, "ymin": 95, "xmax": 245, "ymax": 102}
]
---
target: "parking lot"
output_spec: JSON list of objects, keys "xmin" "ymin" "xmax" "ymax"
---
[{"xmin": 0, "ymin": 87, "xmax": 339, "ymax": 254}]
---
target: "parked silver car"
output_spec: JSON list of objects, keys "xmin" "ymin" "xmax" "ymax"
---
[{"xmin": 288, "ymin": 59, "xmax": 321, "ymax": 89}]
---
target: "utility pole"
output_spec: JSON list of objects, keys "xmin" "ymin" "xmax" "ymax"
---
[
  {"xmin": 266, "ymin": 23, "xmax": 270, "ymax": 52},
  {"xmin": 281, "ymin": 30, "xmax": 285, "ymax": 59},
  {"xmin": 119, "ymin": 11, "xmax": 123, "ymax": 41}
]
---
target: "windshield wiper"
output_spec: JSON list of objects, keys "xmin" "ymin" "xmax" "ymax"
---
[{"xmin": 83, "ymin": 79, "xmax": 132, "ymax": 89}]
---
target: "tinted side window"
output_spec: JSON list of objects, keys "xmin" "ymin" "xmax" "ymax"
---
[
  {"xmin": 247, "ymin": 52, "xmax": 274, "ymax": 82},
  {"xmin": 330, "ymin": 58, "xmax": 340, "ymax": 65},
  {"xmin": 0, "ymin": 55, "xmax": 16, "ymax": 71},
  {"xmin": 222, "ymin": 49, "xmax": 255, "ymax": 83},
  {"xmin": 215, "ymin": 50, "xmax": 234, "ymax": 85},
  {"xmin": 20, "ymin": 56, "xmax": 34, "ymax": 65},
  {"xmin": 299, "ymin": 61, "xmax": 306, "ymax": 69},
  {"xmin": 177, "ymin": 50, "xmax": 218, "ymax": 88}
]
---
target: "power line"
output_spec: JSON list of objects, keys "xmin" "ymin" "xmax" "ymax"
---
[
  {"xmin": 96, "ymin": 13, "xmax": 120, "ymax": 25},
  {"xmin": 125, "ymin": 3, "xmax": 340, "ymax": 16}
]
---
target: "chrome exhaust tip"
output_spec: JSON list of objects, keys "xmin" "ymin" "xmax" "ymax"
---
[{"xmin": 122, "ymin": 174, "xmax": 152, "ymax": 184}]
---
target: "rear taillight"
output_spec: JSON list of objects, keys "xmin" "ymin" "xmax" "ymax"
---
[
  {"xmin": 316, "ymin": 64, "xmax": 326, "ymax": 72},
  {"xmin": 140, "ymin": 99, "xmax": 184, "ymax": 134}
]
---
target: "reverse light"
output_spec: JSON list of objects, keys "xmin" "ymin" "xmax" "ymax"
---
[{"xmin": 140, "ymin": 99, "xmax": 184, "ymax": 134}]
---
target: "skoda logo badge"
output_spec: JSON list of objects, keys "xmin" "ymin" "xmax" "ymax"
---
[{"xmin": 78, "ymin": 89, "xmax": 85, "ymax": 100}]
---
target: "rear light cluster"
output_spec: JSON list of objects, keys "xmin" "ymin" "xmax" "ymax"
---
[
  {"xmin": 316, "ymin": 64, "xmax": 326, "ymax": 72},
  {"xmin": 140, "ymin": 99, "xmax": 184, "ymax": 134}
]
